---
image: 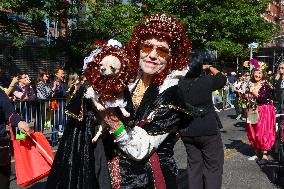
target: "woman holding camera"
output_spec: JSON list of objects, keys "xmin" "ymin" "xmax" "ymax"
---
[{"xmin": 178, "ymin": 56, "xmax": 226, "ymax": 189}]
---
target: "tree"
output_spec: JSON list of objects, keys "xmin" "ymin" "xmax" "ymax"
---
[
  {"xmin": 139, "ymin": 0, "xmax": 278, "ymax": 60},
  {"xmin": 67, "ymin": 1, "xmax": 142, "ymax": 55},
  {"xmin": 0, "ymin": 0, "xmax": 279, "ymax": 66},
  {"xmin": 0, "ymin": 0, "xmax": 52, "ymax": 47}
]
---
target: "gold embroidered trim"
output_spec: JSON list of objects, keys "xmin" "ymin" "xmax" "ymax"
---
[
  {"xmin": 145, "ymin": 104, "xmax": 189, "ymax": 136},
  {"xmin": 148, "ymin": 104, "xmax": 193, "ymax": 122},
  {"xmin": 64, "ymin": 105, "xmax": 84, "ymax": 122},
  {"xmin": 149, "ymin": 161, "xmax": 157, "ymax": 189}
]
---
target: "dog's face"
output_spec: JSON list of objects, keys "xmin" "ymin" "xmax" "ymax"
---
[{"xmin": 99, "ymin": 55, "xmax": 121, "ymax": 76}]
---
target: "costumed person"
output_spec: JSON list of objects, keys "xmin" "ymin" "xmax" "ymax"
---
[
  {"xmin": 178, "ymin": 53, "xmax": 226, "ymax": 189},
  {"xmin": 44, "ymin": 41, "xmax": 125, "ymax": 189},
  {"xmin": 84, "ymin": 13, "xmax": 192, "ymax": 188},
  {"xmin": 0, "ymin": 88, "xmax": 32, "ymax": 189},
  {"xmin": 246, "ymin": 60, "xmax": 276, "ymax": 165}
]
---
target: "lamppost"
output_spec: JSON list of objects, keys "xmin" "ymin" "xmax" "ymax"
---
[{"xmin": 248, "ymin": 42, "xmax": 259, "ymax": 73}]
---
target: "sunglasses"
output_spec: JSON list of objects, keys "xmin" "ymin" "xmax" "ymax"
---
[{"xmin": 140, "ymin": 43, "xmax": 171, "ymax": 59}]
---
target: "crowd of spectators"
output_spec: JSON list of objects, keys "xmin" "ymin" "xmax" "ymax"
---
[
  {"xmin": 1, "ymin": 63, "xmax": 283, "ymax": 134},
  {"xmin": 0, "ymin": 67, "xmax": 86, "ymax": 137},
  {"xmin": 0, "ymin": 67, "xmax": 86, "ymax": 103},
  {"xmin": 212, "ymin": 66, "xmax": 283, "ymax": 118}
]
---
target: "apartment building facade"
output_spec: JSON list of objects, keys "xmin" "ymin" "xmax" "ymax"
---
[{"xmin": 257, "ymin": 0, "xmax": 284, "ymax": 71}]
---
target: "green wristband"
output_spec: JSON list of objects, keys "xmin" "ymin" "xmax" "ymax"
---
[
  {"xmin": 16, "ymin": 132, "xmax": 26, "ymax": 140},
  {"xmin": 113, "ymin": 123, "xmax": 125, "ymax": 136}
]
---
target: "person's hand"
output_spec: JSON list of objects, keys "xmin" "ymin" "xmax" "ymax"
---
[
  {"xmin": 23, "ymin": 96, "xmax": 29, "ymax": 101},
  {"xmin": 56, "ymin": 81, "xmax": 60, "ymax": 87},
  {"xmin": 10, "ymin": 77, "xmax": 18, "ymax": 86},
  {"xmin": 102, "ymin": 109, "xmax": 123, "ymax": 132},
  {"xmin": 9, "ymin": 96, "xmax": 16, "ymax": 102},
  {"xmin": 18, "ymin": 121, "xmax": 33, "ymax": 135},
  {"xmin": 52, "ymin": 81, "xmax": 59, "ymax": 91},
  {"xmin": 202, "ymin": 64, "xmax": 211, "ymax": 70}
]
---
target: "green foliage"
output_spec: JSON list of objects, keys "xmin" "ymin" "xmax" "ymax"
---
[
  {"xmin": 81, "ymin": 1, "xmax": 142, "ymax": 43},
  {"xmin": 140, "ymin": 0, "xmax": 278, "ymax": 59},
  {"xmin": 65, "ymin": 0, "xmax": 143, "ymax": 66},
  {"xmin": 0, "ymin": 0, "xmax": 280, "ymax": 65}
]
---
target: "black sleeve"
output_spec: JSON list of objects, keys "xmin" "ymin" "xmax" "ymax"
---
[
  {"xmin": 211, "ymin": 72, "xmax": 227, "ymax": 91},
  {"xmin": 0, "ymin": 89, "xmax": 23, "ymax": 128}
]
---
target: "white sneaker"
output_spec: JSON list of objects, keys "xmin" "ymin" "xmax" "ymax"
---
[{"xmin": 248, "ymin": 155, "xmax": 258, "ymax": 160}]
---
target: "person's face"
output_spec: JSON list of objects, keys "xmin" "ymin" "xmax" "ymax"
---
[
  {"xmin": 56, "ymin": 69, "xmax": 65, "ymax": 81},
  {"xmin": 43, "ymin": 73, "xmax": 49, "ymax": 81},
  {"xmin": 19, "ymin": 74, "xmax": 30, "ymax": 85},
  {"xmin": 139, "ymin": 38, "xmax": 171, "ymax": 75},
  {"xmin": 279, "ymin": 63, "xmax": 284, "ymax": 74},
  {"xmin": 253, "ymin": 70, "xmax": 264, "ymax": 82}
]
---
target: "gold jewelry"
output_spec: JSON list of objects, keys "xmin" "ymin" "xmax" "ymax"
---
[{"xmin": 132, "ymin": 79, "xmax": 148, "ymax": 108}]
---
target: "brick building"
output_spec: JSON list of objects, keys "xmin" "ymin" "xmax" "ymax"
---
[
  {"xmin": 256, "ymin": 0, "xmax": 284, "ymax": 71},
  {"xmin": 0, "ymin": 3, "xmax": 69, "ymax": 87}
]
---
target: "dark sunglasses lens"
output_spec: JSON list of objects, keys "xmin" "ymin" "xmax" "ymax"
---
[
  {"xmin": 156, "ymin": 47, "xmax": 170, "ymax": 58},
  {"xmin": 141, "ymin": 44, "xmax": 154, "ymax": 54}
]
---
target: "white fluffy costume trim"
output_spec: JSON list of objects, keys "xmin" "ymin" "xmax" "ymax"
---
[{"xmin": 128, "ymin": 66, "xmax": 189, "ymax": 94}]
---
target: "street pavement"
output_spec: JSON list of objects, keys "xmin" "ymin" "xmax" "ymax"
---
[
  {"xmin": 176, "ymin": 109, "xmax": 281, "ymax": 189},
  {"xmin": 9, "ymin": 109, "xmax": 282, "ymax": 189}
]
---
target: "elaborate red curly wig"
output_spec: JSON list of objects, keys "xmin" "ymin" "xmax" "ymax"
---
[
  {"xmin": 124, "ymin": 13, "xmax": 192, "ymax": 85},
  {"xmin": 84, "ymin": 46, "xmax": 138, "ymax": 102}
]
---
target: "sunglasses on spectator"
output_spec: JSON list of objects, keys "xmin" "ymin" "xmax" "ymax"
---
[{"xmin": 140, "ymin": 43, "xmax": 171, "ymax": 58}]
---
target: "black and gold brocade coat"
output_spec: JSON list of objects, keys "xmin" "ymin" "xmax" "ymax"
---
[
  {"xmin": 108, "ymin": 84, "xmax": 187, "ymax": 189},
  {"xmin": 45, "ymin": 86, "xmax": 112, "ymax": 189}
]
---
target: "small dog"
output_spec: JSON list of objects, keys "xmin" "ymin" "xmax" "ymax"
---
[
  {"xmin": 99, "ymin": 55, "xmax": 121, "ymax": 76},
  {"xmin": 84, "ymin": 47, "xmax": 135, "ymax": 143},
  {"xmin": 93, "ymin": 55, "xmax": 130, "ymax": 117}
]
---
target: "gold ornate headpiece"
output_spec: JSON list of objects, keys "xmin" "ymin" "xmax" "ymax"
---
[
  {"xmin": 256, "ymin": 61, "xmax": 268, "ymax": 72},
  {"xmin": 250, "ymin": 59, "xmax": 268, "ymax": 72},
  {"xmin": 144, "ymin": 13, "xmax": 178, "ymax": 29}
]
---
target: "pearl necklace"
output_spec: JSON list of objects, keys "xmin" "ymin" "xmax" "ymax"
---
[{"xmin": 132, "ymin": 79, "xmax": 148, "ymax": 108}]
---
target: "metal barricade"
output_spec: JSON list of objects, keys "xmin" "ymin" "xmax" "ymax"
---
[{"xmin": 13, "ymin": 98, "xmax": 68, "ymax": 146}]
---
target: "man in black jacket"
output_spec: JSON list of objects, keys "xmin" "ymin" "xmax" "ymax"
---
[
  {"xmin": 179, "ymin": 55, "xmax": 226, "ymax": 189},
  {"xmin": 0, "ymin": 89, "xmax": 32, "ymax": 189}
]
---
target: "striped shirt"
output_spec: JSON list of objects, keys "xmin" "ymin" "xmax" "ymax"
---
[{"xmin": 36, "ymin": 81, "xmax": 52, "ymax": 100}]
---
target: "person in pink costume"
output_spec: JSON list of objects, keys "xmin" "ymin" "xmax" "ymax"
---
[{"xmin": 246, "ymin": 60, "xmax": 276, "ymax": 165}]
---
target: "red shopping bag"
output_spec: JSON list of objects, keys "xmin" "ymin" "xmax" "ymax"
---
[{"xmin": 9, "ymin": 118, "xmax": 54, "ymax": 187}]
